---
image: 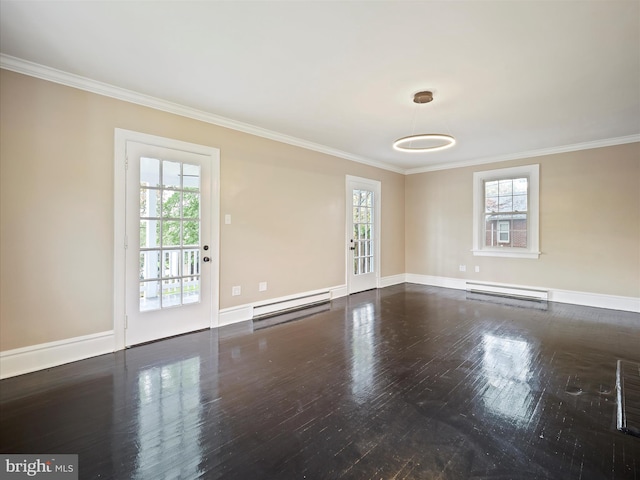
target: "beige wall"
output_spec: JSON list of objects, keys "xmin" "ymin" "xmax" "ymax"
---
[
  {"xmin": 0, "ymin": 70, "xmax": 405, "ymax": 351},
  {"xmin": 2, "ymin": 68, "xmax": 637, "ymax": 353},
  {"xmin": 406, "ymin": 143, "xmax": 640, "ymax": 297}
]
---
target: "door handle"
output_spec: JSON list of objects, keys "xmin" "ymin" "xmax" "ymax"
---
[
  {"xmin": 350, "ymin": 247, "xmax": 355, "ymax": 251},
  {"xmin": 203, "ymin": 257, "xmax": 210, "ymax": 262}
]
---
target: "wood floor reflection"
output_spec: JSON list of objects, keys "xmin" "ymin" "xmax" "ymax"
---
[{"xmin": 1, "ymin": 284, "xmax": 639, "ymax": 479}]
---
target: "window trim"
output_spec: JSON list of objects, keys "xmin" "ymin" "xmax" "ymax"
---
[{"xmin": 472, "ymin": 164, "xmax": 540, "ymax": 259}]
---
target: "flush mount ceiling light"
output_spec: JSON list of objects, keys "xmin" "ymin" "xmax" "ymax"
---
[{"xmin": 393, "ymin": 91, "xmax": 456, "ymax": 153}]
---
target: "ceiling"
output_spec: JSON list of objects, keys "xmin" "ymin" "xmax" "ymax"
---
[{"xmin": 1, "ymin": 1, "xmax": 639, "ymax": 173}]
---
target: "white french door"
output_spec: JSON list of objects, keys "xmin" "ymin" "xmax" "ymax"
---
[
  {"xmin": 118, "ymin": 131, "xmax": 219, "ymax": 347},
  {"xmin": 346, "ymin": 176, "xmax": 381, "ymax": 294}
]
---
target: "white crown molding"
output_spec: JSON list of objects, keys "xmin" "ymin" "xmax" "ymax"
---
[
  {"xmin": 2, "ymin": 54, "xmax": 638, "ymax": 177},
  {"xmin": 405, "ymin": 134, "xmax": 640, "ymax": 175},
  {"xmin": 0, "ymin": 54, "xmax": 405, "ymax": 175}
]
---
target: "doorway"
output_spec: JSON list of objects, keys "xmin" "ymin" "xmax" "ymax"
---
[
  {"xmin": 346, "ymin": 176, "xmax": 381, "ymax": 294},
  {"xmin": 114, "ymin": 130, "xmax": 220, "ymax": 348}
]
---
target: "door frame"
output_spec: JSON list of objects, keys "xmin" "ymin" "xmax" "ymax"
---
[
  {"xmin": 345, "ymin": 175, "xmax": 381, "ymax": 294},
  {"xmin": 114, "ymin": 129, "xmax": 220, "ymax": 351}
]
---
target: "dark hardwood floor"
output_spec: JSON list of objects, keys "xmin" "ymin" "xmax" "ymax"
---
[{"xmin": 1, "ymin": 284, "xmax": 639, "ymax": 479}]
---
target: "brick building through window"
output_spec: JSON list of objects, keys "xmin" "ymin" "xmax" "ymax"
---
[{"xmin": 484, "ymin": 215, "xmax": 527, "ymax": 248}]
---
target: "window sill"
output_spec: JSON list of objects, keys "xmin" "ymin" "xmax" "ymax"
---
[{"xmin": 472, "ymin": 249, "xmax": 540, "ymax": 259}]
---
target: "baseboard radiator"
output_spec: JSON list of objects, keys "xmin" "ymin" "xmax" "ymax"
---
[
  {"xmin": 465, "ymin": 281, "xmax": 549, "ymax": 302},
  {"xmin": 253, "ymin": 291, "xmax": 331, "ymax": 319}
]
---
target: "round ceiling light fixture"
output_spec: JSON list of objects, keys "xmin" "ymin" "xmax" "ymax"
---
[
  {"xmin": 393, "ymin": 91, "xmax": 456, "ymax": 153},
  {"xmin": 393, "ymin": 133, "xmax": 456, "ymax": 152}
]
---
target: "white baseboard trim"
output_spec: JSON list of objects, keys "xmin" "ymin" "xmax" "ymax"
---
[
  {"xmin": 0, "ymin": 330, "xmax": 115, "ymax": 380},
  {"xmin": 549, "ymin": 289, "xmax": 640, "ymax": 313},
  {"xmin": 218, "ymin": 284, "xmax": 348, "ymax": 328},
  {"xmin": 330, "ymin": 284, "xmax": 348, "ymax": 299},
  {"xmin": 406, "ymin": 273, "xmax": 640, "ymax": 313},
  {"xmin": 218, "ymin": 305, "xmax": 254, "ymax": 327},
  {"xmin": 5, "ymin": 278, "xmax": 635, "ymax": 379},
  {"xmin": 379, "ymin": 274, "xmax": 407, "ymax": 288},
  {"xmin": 406, "ymin": 274, "xmax": 466, "ymax": 291}
]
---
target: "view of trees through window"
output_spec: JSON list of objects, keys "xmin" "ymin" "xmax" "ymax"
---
[
  {"xmin": 138, "ymin": 158, "xmax": 202, "ymax": 310},
  {"xmin": 139, "ymin": 191, "xmax": 200, "ymax": 247}
]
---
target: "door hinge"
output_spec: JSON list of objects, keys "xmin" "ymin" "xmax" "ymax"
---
[
  {"xmin": 124, "ymin": 235, "xmax": 128, "ymax": 250},
  {"xmin": 124, "ymin": 315, "xmax": 128, "ymax": 329}
]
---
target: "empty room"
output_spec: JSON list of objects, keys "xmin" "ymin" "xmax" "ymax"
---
[{"xmin": 0, "ymin": 1, "xmax": 639, "ymax": 479}]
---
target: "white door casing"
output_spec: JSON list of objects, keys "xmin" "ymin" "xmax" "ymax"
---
[
  {"xmin": 114, "ymin": 129, "xmax": 220, "ymax": 349},
  {"xmin": 346, "ymin": 176, "xmax": 381, "ymax": 294}
]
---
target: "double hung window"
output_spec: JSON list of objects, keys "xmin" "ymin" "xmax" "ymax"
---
[{"xmin": 472, "ymin": 164, "xmax": 540, "ymax": 259}]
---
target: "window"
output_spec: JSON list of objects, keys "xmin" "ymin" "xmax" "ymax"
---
[
  {"xmin": 497, "ymin": 220, "xmax": 510, "ymax": 243},
  {"xmin": 484, "ymin": 177, "xmax": 527, "ymax": 248},
  {"xmin": 472, "ymin": 164, "xmax": 540, "ymax": 259}
]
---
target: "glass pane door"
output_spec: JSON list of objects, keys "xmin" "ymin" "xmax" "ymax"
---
[
  {"xmin": 352, "ymin": 189, "xmax": 374, "ymax": 276},
  {"xmin": 347, "ymin": 176, "xmax": 380, "ymax": 294},
  {"xmin": 139, "ymin": 158, "xmax": 201, "ymax": 312},
  {"xmin": 123, "ymin": 135, "xmax": 217, "ymax": 348}
]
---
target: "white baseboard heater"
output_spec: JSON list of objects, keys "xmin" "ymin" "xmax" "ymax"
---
[
  {"xmin": 253, "ymin": 291, "xmax": 331, "ymax": 319},
  {"xmin": 466, "ymin": 282, "xmax": 549, "ymax": 301}
]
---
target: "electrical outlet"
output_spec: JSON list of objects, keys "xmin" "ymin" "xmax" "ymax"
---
[
  {"xmin": 259, "ymin": 281, "xmax": 267, "ymax": 292},
  {"xmin": 459, "ymin": 265, "xmax": 466, "ymax": 272},
  {"xmin": 475, "ymin": 266, "xmax": 480, "ymax": 273},
  {"xmin": 232, "ymin": 285, "xmax": 241, "ymax": 296},
  {"xmin": 225, "ymin": 214, "xmax": 231, "ymax": 225}
]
